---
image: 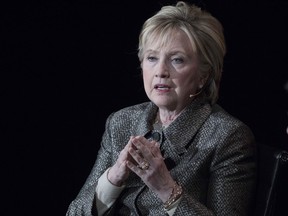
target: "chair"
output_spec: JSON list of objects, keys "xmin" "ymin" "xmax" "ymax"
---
[{"xmin": 254, "ymin": 144, "xmax": 288, "ymax": 216}]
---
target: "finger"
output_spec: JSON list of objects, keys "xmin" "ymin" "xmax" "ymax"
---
[
  {"xmin": 117, "ymin": 139, "xmax": 137, "ymax": 167},
  {"xmin": 126, "ymin": 161, "xmax": 140, "ymax": 173},
  {"xmin": 118, "ymin": 142, "xmax": 131, "ymax": 159},
  {"xmin": 132, "ymin": 137, "xmax": 162, "ymax": 160},
  {"xmin": 128, "ymin": 144, "xmax": 146, "ymax": 165},
  {"xmin": 131, "ymin": 136, "xmax": 151, "ymax": 156},
  {"xmin": 149, "ymin": 141, "xmax": 163, "ymax": 158},
  {"xmin": 151, "ymin": 140, "xmax": 160, "ymax": 148},
  {"xmin": 135, "ymin": 136, "xmax": 151, "ymax": 145},
  {"xmin": 126, "ymin": 160, "xmax": 147, "ymax": 175}
]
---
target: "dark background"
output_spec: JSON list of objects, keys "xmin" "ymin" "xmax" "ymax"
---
[{"xmin": 1, "ymin": 0, "xmax": 287, "ymax": 215}]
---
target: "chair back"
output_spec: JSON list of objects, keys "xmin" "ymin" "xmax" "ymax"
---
[{"xmin": 254, "ymin": 144, "xmax": 288, "ymax": 216}]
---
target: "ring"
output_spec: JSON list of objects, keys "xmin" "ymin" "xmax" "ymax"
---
[{"xmin": 138, "ymin": 160, "xmax": 150, "ymax": 170}]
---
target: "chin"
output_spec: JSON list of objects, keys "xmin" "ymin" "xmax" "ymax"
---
[{"xmin": 152, "ymin": 98, "xmax": 174, "ymax": 108}]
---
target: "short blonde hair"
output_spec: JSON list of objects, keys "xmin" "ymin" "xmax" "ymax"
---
[{"xmin": 138, "ymin": 1, "xmax": 226, "ymax": 104}]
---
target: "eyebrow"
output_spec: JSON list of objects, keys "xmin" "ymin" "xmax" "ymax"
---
[
  {"xmin": 144, "ymin": 49, "xmax": 186, "ymax": 56},
  {"xmin": 144, "ymin": 49, "xmax": 158, "ymax": 54}
]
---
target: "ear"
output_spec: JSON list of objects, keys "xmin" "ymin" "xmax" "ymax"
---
[{"xmin": 199, "ymin": 74, "xmax": 209, "ymax": 89}]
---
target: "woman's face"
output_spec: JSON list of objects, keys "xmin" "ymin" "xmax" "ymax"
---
[{"xmin": 142, "ymin": 29, "xmax": 204, "ymax": 111}]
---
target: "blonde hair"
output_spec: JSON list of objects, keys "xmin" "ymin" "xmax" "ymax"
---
[{"xmin": 138, "ymin": 1, "xmax": 226, "ymax": 104}]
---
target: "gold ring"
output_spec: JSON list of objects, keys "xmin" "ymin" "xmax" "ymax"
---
[{"xmin": 138, "ymin": 160, "xmax": 150, "ymax": 170}]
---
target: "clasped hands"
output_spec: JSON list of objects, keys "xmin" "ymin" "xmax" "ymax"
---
[{"xmin": 108, "ymin": 136, "xmax": 176, "ymax": 203}]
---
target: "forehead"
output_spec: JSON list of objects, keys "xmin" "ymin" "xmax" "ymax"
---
[{"xmin": 144, "ymin": 28, "xmax": 197, "ymax": 53}]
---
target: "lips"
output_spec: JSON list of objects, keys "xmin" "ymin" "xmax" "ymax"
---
[{"xmin": 154, "ymin": 84, "xmax": 170, "ymax": 90}]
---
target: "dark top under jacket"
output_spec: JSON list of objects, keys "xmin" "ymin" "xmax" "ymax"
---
[{"xmin": 66, "ymin": 97, "xmax": 257, "ymax": 216}]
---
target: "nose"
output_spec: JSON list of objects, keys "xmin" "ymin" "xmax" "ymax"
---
[{"xmin": 155, "ymin": 60, "xmax": 170, "ymax": 78}]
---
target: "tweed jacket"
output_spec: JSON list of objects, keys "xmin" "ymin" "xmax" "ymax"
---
[{"xmin": 66, "ymin": 98, "xmax": 256, "ymax": 216}]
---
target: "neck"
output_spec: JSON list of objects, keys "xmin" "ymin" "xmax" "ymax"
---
[{"xmin": 156, "ymin": 109, "xmax": 182, "ymax": 128}]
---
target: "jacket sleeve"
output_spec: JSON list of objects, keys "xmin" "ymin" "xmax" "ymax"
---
[
  {"xmin": 174, "ymin": 123, "xmax": 257, "ymax": 216},
  {"xmin": 66, "ymin": 113, "xmax": 116, "ymax": 216}
]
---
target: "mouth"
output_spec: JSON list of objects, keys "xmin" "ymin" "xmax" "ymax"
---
[{"xmin": 154, "ymin": 84, "xmax": 171, "ymax": 91}]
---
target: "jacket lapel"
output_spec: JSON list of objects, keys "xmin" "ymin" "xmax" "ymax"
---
[
  {"xmin": 164, "ymin": 98, "xmax": 212, "ymax": 155},
  {"xmin": 134, "ymin": 102, "xmax": 158, "ymax": 137}
]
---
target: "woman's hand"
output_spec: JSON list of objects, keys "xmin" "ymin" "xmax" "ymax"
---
[
  {"xmin": 107, "ymin": 137, "xmax": 136, "ymax": 186},
  {"xmin": 126, "ymin": 136, "xmax": 176, "ymax": 202}
]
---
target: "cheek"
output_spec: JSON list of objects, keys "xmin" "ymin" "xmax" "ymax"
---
[
  {"xmin": 142, "ymin": 70, "xmax": 151, "ymax": 90},
  {"xmin": 180, "ymin": 74, "xmax": 201, "ymax": 91},
  {"xmin": 142, "ymin": 68, "xmax": 152, "ymax": 82}
]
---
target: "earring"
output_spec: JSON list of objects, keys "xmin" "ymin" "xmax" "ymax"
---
[{"xmin": 189, "ymin": 89, "xmax": 202, "ymax": 98}]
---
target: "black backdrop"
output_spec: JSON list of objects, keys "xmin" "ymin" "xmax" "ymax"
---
[{"xmin": 1, "ymin": 0, "xmax": 288, "ymax": 215}]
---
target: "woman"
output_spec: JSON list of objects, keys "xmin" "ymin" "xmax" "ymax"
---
[{"xmin": 66, "ymin": 1, "xmax": 256, "ymax": 215}]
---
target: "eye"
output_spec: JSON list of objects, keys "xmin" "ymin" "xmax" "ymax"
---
[
  {"xmin": 147, "ymin": 56, "xmax": 158, "ymax": 62},
  {"xmin": 172, "ymin": 57, "xmax": 184, "ymax": 64}
]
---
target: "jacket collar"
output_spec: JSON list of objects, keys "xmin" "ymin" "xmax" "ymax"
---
[
  {"xmin": 134, "ymin": 102, "xmax": 158, "ymax": 136},
  {"xmin": 164, "ymin": 98, "xmax": 212, "ymax": 154},
  {"xmin": 135, "ymin": 97, "xmax": 212, "ymax": 154}
]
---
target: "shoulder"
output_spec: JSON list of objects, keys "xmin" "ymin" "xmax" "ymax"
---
[
  {"xmin": 113, "ymin": 102, "xmax": 151, "ymax": 116},
  {"xmin": 206, "ymin": 105, "xmax": 257, "ymax": 170},
  {"xmin": 210, "ymin": 104, "xmax": 250, "ymax": 128},
  {"xmin": 205, "ymin": 104, "xmax": 254, "ymax": 139},
  {"xmin": 107, "ymin": 102, "xmax": 152, "ymax": 123}
]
